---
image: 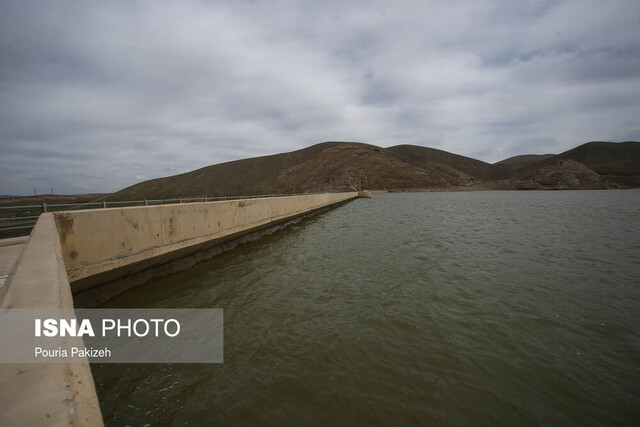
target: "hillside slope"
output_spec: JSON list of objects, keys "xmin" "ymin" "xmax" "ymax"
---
[
  {"xmin": 386, "ymin": 145, "xmax": 497, "ymax": 181},
  {"xmin": 511, "ymin": 160, "xmax": 615, "ymax": 190},
  {"xmin": 108, "ymin": 142, "xmax": 484, "ymax": 200},
  {"xmin": 493, "ymin": 154, "xmax": 556, "ymax": 177},
  {"xmin": 520, "ymin": 141, "xmax": 640, "ymax": 187}
]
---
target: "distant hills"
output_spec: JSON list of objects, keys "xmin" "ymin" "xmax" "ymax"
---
[
  {"xmin": 492, "ymin": 154, "xmax": 556, "ymax": 178},
  {"xmin": 108, "ymin": 141, "xmax": 640, "ymax": 200}
]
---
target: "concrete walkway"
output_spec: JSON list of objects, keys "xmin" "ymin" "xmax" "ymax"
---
[{"xmin": 0, "ymin": 236, "xmax": 28, "ymax": 286}]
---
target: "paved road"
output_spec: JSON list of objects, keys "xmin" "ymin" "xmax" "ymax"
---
[{"xmin": 0, "ymin": 236, "xmax": 28, "ymax": 287}]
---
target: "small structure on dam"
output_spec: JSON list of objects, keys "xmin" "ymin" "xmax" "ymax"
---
[{"xmin": 0, "ymin": 192, "xmax": 361, "ymax": 426}]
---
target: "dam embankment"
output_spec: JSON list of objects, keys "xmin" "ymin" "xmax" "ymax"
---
[{"xmin": 0, "ymin": 191, "xmax": 358, "ymax": 426}]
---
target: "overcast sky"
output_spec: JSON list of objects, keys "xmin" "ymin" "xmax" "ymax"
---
[{"xmin": 1, "ymin": 0, "xmax": 639, "ymax": 195}]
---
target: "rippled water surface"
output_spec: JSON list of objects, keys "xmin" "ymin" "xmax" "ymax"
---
[{"xmin": 94, "ymin": 191, "xmax": 640, "ymax": 425}]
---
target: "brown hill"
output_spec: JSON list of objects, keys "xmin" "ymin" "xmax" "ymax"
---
[
  {"xmin": 495, "ymin": 154, "xmax": 556, "ymax": 166},
  {"xmin": 554, "ymin": 141, "xmax": 640, "ymax": 173},
  {"xmin": 386, "ymin": 145, "xmax": 496, "ymax": 181},
  {"xmin": 108, "ymin": 140, "xmax": 640, "ymax": 200},
  {"xmin": 520, "ymin": 141, "xmax": 640, "ymax": 187},
  {"xmin": 493, "ymin": 154, "xmax": 556, "ymax": 177},
  {"xmin": 511, "ymin": 160, "xmax": 616, "ymax": 190},
  {"xmin": 108, "ymin": 142, "xmax": 484, "ymax": 200}
]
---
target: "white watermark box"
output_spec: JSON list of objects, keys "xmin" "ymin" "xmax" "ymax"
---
[{"xmin": 0, "ymin": 308, "xmax": 223, "ymax": 363}]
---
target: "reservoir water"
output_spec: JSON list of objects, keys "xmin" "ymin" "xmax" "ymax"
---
[{"xmin": 93, "ymin": 190, "xmax": 640, "ymax": 425}]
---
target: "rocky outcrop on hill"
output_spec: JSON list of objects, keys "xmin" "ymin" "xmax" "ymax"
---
[{"xmin": 512, "ymin": 160, "xmax": 616, "ymax": 190}]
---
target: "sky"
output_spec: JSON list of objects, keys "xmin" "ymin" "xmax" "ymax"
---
[{"xmin": 1, "ymin": 0, "xmax": 639, "ymax": 195}]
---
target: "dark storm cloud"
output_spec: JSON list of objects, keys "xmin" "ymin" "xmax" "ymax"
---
[{"xmin": 1, "ymin": 0, "xmax": 639, "ymax": 194}]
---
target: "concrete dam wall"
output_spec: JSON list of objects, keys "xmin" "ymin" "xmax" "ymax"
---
[
  {"xmin": 59, "ymin": 192, "xmax": 358, "ymax": 306},
  {"xmin": 0, "ymin": 192, "xmax": 359, "ymax": 426}
]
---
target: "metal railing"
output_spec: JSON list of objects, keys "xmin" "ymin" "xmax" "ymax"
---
[{"xmin": 0, "ymin": 192, "xmax": 341, "ymax": 236}]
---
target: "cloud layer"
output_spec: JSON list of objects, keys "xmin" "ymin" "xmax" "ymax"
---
[{"xmin": 1, "ymin": 0, "xmax": 639, "ymax": 195}]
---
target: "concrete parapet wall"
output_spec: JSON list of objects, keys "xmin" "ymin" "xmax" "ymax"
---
[
  {"xmin": 57, "ymin": 192, "xmax": 357, "ymax": 297},
  {"xmin": 0, "ymin": 214, "xmax": 104, "ymax": 426}
]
